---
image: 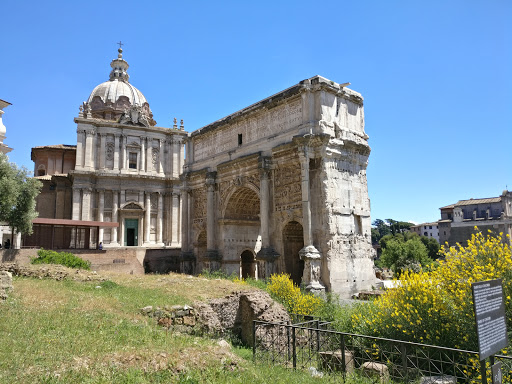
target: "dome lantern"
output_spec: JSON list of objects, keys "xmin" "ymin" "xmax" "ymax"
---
[{"xmin": 80, "ymin": 44, "xmax": 156, "ymax": 126}]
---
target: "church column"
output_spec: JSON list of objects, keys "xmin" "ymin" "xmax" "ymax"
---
[
  {"xmin": 111, "ymin": 191, "xmax": 119, "ymax": 245},
  {"xmin": 98, "ymin": 190, "xmax": 105, "ymax": 245},
  {"xmin": 298, "ymin": 145, "xmax": 324, "ymax": 293},
  {"xmin": 157, "ymin": 192, "xmax": 163, "ymax": 245},
  {"xmin": 81, "ymin": 188, "xmax": 91, "ymax": 221},
  {"xmin": 205, "ymin": 171, "xmax": 219, "ymax": 268},
  {"xmin": 172, "ymin": 192, "xmax": 180, "ymax": 246},
  {"xmin": 158, "ymin": 139, "xmax": 164, "ymax": 175},
  {"xmin": 72, "ymin": 188, "xmax": 81, "ymax": 220},
  {"xmin": 144, "ymin": 192, "xmax": 151, "ymax": 245},
  {"xmin": 179, "ymin": 139, "xmax": 185, "ymax": 176},
  {"xmin": 76, "ymin": 129, "xmax": 84, "ymax": 169},
  {"xmin": 146, "ymin": 138, "xmax": 153, "ymax": 174},
  {"xmin": 99, "ymin": 133, "xmax": 106, "ymax": 170},
  {"xmin": 141, "ymin": 137, "xmax": 146, "ymax": 173},
  {"xmin": 114, "ymin": 134, "xmax": 120, "ymax": 171},
  {"xmin": 256, "ymin": 157, "xmax": 278, "ymax": 279},
  {"xmin": 84, "ymin": 130, "xmax": 95, "ymax": 170},
  {"xmin": 173, "ymin": 139, "xmax": 179, "ymax": 177},
  {"xmin": 122, "ymin": 135, "xmax": 127, "ymax": 170}
]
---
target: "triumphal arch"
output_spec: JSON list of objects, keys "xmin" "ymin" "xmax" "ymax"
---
[{"xmin": 183, "ymin": 76, "xmax": 375, "ymax": 297}]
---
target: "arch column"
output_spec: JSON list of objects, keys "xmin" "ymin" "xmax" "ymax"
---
[
  {"xmin": 298, "ymin": 144, "xmax": 325, "ymax": 293},
  {"xmin": 180, "ymin": 183, "xmax": 195, "ymax": 274},
  {"xmin": 256, "ymin": 156, "xmax": 279, "ymax": 279},
  {"xmin": 111, "ymin": 191, "xmax": 119, "ymax": 245},
  {"xmin": 205, "ymin": 171, "xmax": 219, "ymax": 268}
]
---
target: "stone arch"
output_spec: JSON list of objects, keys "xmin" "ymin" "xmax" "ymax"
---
[
  {"xmin": 223, "ymin": 186, "xmax": 260, "ymax": 221},
  {"xmin": 282, "ymin": 221, "xmax": 304, "ymax": 286},
  {"xmin": 240, "ymin": 249, "xmax": 256, "ymax": 279}
]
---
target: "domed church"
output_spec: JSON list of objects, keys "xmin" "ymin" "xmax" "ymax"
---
[{"xmin": 27, "ymin": 46, "xmax": 377, "ymax": 298}]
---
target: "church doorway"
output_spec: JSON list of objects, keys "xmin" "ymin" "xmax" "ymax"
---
[
  {"xmin": 240, "ymin": 250, "xmax": 256, "ymax": 279},
  {"xmin": 282, "ymin": 221, "xmax": 304, "ymax": 286},
  {"xmin": 125, "ymin": 219, "xmax": 139, "ymax": 246}
]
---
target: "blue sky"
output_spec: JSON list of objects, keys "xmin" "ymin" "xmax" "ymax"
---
[{"xmin": 1, "ymin": 1, "xmax": 511, "ymax": 224}]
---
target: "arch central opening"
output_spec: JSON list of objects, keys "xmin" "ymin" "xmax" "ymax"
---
[{"xmin": 224, "ymin": 187, "xmax": 260, "ymax": 221}]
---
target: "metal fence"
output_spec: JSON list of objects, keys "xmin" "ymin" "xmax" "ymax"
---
[{"xmin": 253, "ymin": 317, "xmax": 512, "ymax": 383}]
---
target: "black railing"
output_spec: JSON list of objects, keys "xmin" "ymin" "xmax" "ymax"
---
[{"xmin": 253, "ymin": 319, "xmax": 512, "ymax": 383}]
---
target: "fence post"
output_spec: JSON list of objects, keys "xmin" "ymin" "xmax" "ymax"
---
[
  {"xmin": 292, "ymin": 326, "xmax": 297, "ymax": 369},
  {"xmin": 287, "ymin": 322, "xmax": 291, "ymax": 362},
  {"xmin": 400, "ymin": 342, "xmax": 408, "ymax": 379},
  {"xmin": 480, "ymin": 359, "xmax": 487, "ymax": 384},
  {"xmin": 252, "ymin": 320, "xmax": 256, "ymax": 361},
  {"xmin": 341, "ymin": 334, "xmax": 346, "ymax": 377},
  {"xmin": 316, "ymin": 320, "xmax": 320, "ymax": 353}
]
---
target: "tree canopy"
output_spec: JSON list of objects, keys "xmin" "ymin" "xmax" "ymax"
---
[
  {"xmin": 0, "ymin": 153, "xmax": 42, "ymax": 240},
  {"xmin": 371, "ymin": 218, "xmax": 415, "ymax": 244}
]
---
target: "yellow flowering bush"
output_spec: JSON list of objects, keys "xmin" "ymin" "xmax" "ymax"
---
[
  {"xmin": 352, "ymin": 230, "xmax": 512, "ymax": 352},
  {"xmin": 267, "ymin": 273, "xmax": 323, "ymax": 316}
]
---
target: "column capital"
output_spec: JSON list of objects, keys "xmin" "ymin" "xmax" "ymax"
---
[
  {"xmin": 85, "ymin": 129, "xmax": 96, "ymax": 137},
  {"xmin": 205, "ymin": 171, "xmax": 217, "ymax": 185}
]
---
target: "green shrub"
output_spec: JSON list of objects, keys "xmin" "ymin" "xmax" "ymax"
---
[
  {"xmin": 31, "ymin": 249, "xmax": 91, "ymax": 270},
  {"xmin": 267, "ymin": 273, "xmax": 323, "ymax": 316}
]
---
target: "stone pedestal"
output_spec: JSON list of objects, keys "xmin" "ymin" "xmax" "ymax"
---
[
  {"xmin": 256, "ymin": 247, "xmax": 279, "ymax": 280},
  {"xmin": 180, "ymin": 251, "xmax": 195, "ymax": 275},
  {"xmin": 299, "ymin": 245, "xmax": 325, "ymax": 294}
]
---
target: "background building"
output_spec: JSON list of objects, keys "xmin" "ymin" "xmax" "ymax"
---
[
  {"xmin": 410, "ymin": 222, "xmax": 439, "ymax": 242},
  {"xmin": 438, "ymin": 191, "xmax": 512, "ymax": 246}
]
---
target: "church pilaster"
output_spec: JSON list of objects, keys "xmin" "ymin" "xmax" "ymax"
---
[
  {"xmin": 114, "ymin": 134, "xmax": 120, "ymax": 171},
  {"xmin": 144, "ymin": 192, "xmax": 151, "ymax": 245},
  {"xmin": 111, "ymin": 191, "xmax": 119, "ymax": 245},
  {"xmin": 98, "ymin": 189, "xmax": 105, "ymax": 244},
  {"xmin": 156, "ymin": 192, "xmax": 164, "ymax": 245}
]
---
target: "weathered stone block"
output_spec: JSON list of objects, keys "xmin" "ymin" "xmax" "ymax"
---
[
  {"xmin": 0, "ymin": 271, "xmax": 13, "ymax": 300},
  {"xmin": 318, "ymin": 350, "xmax": 354, "ymax": 373},
  {"xmin": 360, "ymin": 361, "xmax": 389, "ymax": 383},
  {"xmin": 182, "ymin": 316, "xmax": 196, "ymax": 326}
]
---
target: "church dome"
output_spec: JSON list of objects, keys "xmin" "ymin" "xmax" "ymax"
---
[{"xmin": 82, "ymin": 47, "xmax": 156, "ymax": 126}]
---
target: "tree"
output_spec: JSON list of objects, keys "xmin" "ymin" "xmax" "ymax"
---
[
  {"xmin": 419, "ymin": 235, "xmax": 441, "ymax": 260},
  {"xmin": 371, "ymin": 219, "xmax": 391, "ymax": 244},
  {"xmin": 0, "ymin": 153, "xmax": 42, "ymax": 244},
  {"xmin": 378, "ymin": 236, "xmax": 432, "ymax": 275}
]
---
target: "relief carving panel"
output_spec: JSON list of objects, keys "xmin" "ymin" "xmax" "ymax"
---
[
  {"xmin": 192, "ymin": 187, "xmax": 206, "ymax": 224},
  {"xmin": 274, "ymin": 164, "xmax": 302, "ymax": 212}
]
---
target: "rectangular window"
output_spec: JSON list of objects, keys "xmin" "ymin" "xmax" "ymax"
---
[
  {"xmin": 129, "ymin": 152, "xmax": 137, "ymax": 169},
  {"xmin": 238, "ymin": 133, "xmax": 243, "ymax": 146}
]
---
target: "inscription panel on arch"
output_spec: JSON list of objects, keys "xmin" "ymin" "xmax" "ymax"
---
[{"xmin": 193, "ymin": 100, "xmax": 302, "ymax": 161}]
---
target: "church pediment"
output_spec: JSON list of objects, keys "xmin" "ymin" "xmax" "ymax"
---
[{"xmin": 120, "ymin": 202, "xmax": 144, "ymax": 210}]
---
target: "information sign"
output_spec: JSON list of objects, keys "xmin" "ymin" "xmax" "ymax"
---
[
  {"xmin": 492, "ymin": 362, "xmax": 502, "ymax": 384},
  {"xmin": 472, "ymin": 279, "xmax": 509, "ymax": 360}
]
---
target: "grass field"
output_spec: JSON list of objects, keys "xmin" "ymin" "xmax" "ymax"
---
[{"xmin": 0, "ymin": 269, "xmax": 374, "ymax": 383}]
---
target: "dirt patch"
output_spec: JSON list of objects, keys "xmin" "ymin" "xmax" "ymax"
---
[{"xmin": 0, "ymin": 263, "xmax": 108, "ymax": 282}]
